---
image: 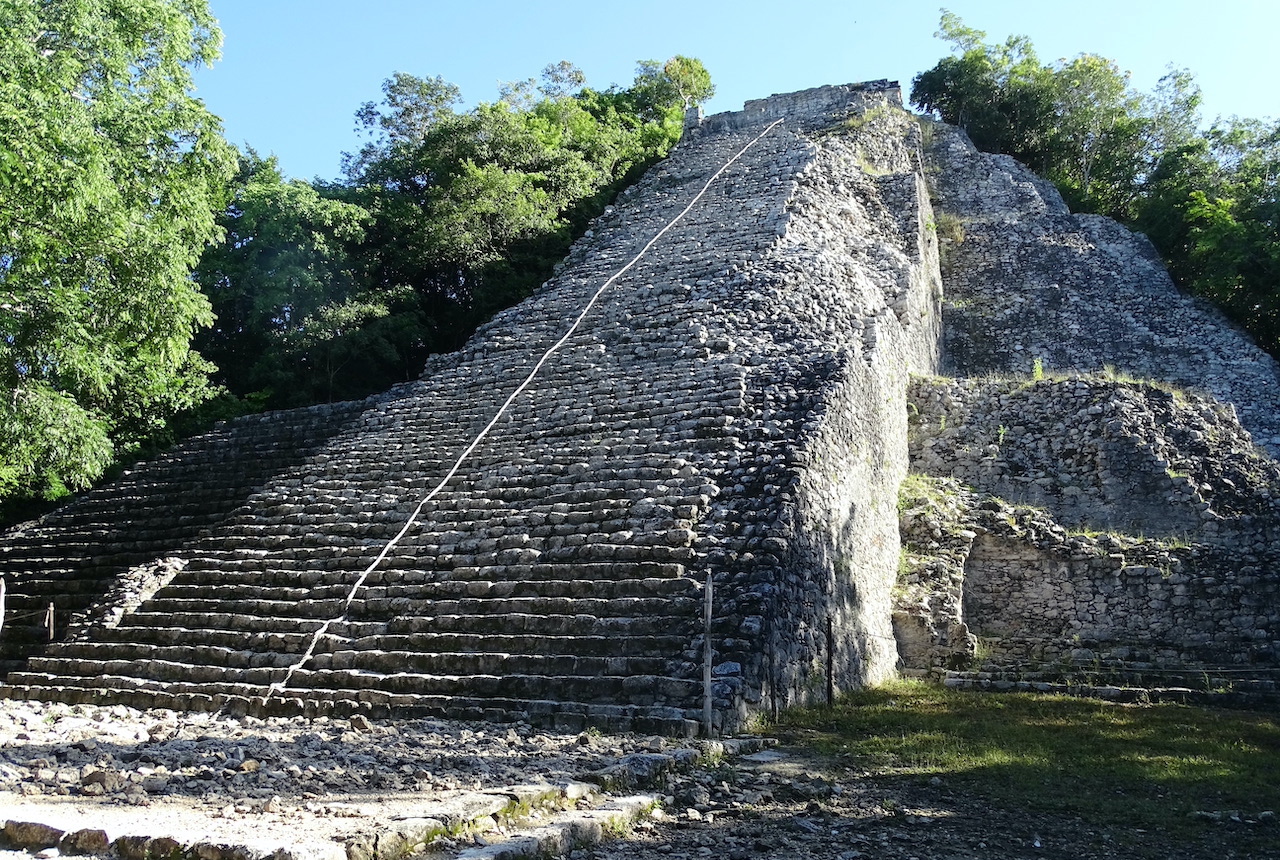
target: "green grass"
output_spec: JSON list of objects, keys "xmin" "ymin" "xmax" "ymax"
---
[{"xmin": 775, "ymin": 680, "xmax": 1280, "ymax": 836}]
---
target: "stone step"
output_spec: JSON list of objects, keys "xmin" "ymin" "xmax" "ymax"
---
[
  {"xmin": 87, "ymin": 625, "xmax": 691, "ymax": 658},
  {"xmin": 33, "ymin": 642, "xmax": 688, "ymax": 680},
  {"xmin": 285, "ymin": 667, "xmax": 703, "ymax": 705},
  {"xmin": 173, "ymin": 560, "xmax": 688, "ymax": 588},
  {"xmin": 140, "ymin": 593, "xmax": 698, "ymax": 621},
  {"xmin": 140, "ymin": 596, "xmax": 347, "ymax": 619},
  {"xmin": 0, "ymin": 552, "xmax": 156, "ymax": 570},
  {"xmin": 38, "ymin": 643, "xmax": 297, "ymax": 669},
  {"xmin": 7, "ymin": 664, "xmax": 702, "ymax": 707},
  {"xmin": 2, "ymin": 591, "xmax": 109, "ymax": 614},
  {"xmin": 155, "ymin": 576, "xmax": 694, "ymax": 605},
  {"xmin": 0, "ymin": 682, "xmax": 699, "ymax": 735},
  {"xmin": 1, "ymin": 576, "xmax": 129, "ymax": 595},
  {"xmin": 87, "ymin": 625, "xmax": 320, "ymax": 651},
  {"xmin": 109, "ymin": 607, "xmax": 699, "ymax": 639},
  {"xmin": 116, "ymin": 611, "xmax": 331, "ymax": 635},
  {"xmin": 385, "ymin": 612, "xmax": 697, "ymax": 637}
]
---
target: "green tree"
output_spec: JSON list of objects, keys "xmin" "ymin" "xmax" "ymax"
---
[
  {"xmin": 913, "ymin": 11, "xmax": 1201, "ymax": 218},
  {"xmin": 193, "ymin": 150, "xmax": 377, "ymax": 406},
  {"xmin": 197, "ymin": 59, "xmax": 706, "ymax": 413},
  {"xmin": 910, "ymin": 12, "xmax": 1056, "ymax": 164},
  {"xmin": 337, "ymin": 60, "xmax": 695, "ymax": 336},
  {"xmin": 343, "ymin": 72, "xmax": 462, "ymax": 181},
  {"xmin": 0, "ymin": 0, "xmax": 235, "ymax": 504},
  {"xmin": 629, "ymin": 57, "xmax": 715, "ymax": 122},
  {"xmin": 1046, "ymin": 54, "xmax": 1146, "ymax": 213},
  {"xmin": 915, "ymin": 11, "xmax": 1280, "ymax": 362},
  {"xmin": 663, "ymin": 56, "xmax": 716, "ymax": 109},
  {"xmin": 1174, "ymin": 120, "xmax": 1280, "ymax": 352}
]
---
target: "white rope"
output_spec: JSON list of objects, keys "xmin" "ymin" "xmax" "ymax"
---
[{"xmin": 265, "ymin": 118, "xmax": 787, "ymax": 701}]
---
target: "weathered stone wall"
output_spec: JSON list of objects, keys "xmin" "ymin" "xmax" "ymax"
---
[
  {"xmin": 909, "ymin": 375, "xmax": 1280, "ymax": 542},
  {"xmin": 896, "ymin": 476, "xmax": 1280, "ymax": 690},
  {"xmin": 964, "ymin": 534, "xmax": 1280, "ymax": 672},
  {"xmin": 899, "ymin": 123, "xmax": 1280, "ymax": 693},
  {"xmin": 927, "ymin": 124, "xmax": 1280, "ymax": 456}
]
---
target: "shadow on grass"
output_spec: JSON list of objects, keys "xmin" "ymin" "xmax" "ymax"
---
[{"xmin": 775, "ymin": 681, "xmax": 1280, "ymax": 838}]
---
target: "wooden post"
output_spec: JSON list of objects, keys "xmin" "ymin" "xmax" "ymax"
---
[
  {"xmin": 46, "ymin": 602, "xmax": 55, "ymax": 642},
  {"xmin": 826, "ymin": 615, "xmax": 835, "ymax": 707},
  {"xmin": 768, "ymin": 614, "xmax": 778, "ymax": 722},
  {"xmin": 0, "ymin": 577, "xmax": 6, "ymax": 638},
  {"xmin": 702, "ymin": 572, "xmax": 714, "ymax": 737}
]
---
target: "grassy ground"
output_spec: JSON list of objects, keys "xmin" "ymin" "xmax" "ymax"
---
[{"xmin": 775, "ymin": 681, "xmax": 1280, "ymax": 839}]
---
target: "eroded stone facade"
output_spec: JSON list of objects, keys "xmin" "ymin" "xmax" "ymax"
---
[{"xmin": 899, "ymin": 125, "xmax": 1280, "ymax": 701}]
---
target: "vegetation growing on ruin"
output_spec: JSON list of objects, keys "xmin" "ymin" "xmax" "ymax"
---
[
  {"xmin": 197, "ymin": 56, "xmax": 709, "ymax": 412},
  {"xmin": 0, "ymin": 0, "xmax": 236, "ymax": 510}
]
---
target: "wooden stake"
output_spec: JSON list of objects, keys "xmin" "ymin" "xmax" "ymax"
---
[{"xmin": 702, "ymin": 572, "xmax": 714, "ymax": 737}]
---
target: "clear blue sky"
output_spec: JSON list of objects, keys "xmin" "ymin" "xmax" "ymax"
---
[{"xmin": 193, "ymin": 0, "xmax": 1280, "ymax": 182}]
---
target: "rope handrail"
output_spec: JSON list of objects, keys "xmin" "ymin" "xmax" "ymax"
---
[{"xmin": 265, "ymin": 118, "xmax": 788, "ymax": 701}]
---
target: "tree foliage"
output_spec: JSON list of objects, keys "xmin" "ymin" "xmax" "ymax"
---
[
  {"xmin": 913, "ymin": 9, "xmax": 1280, "ymax": 361},
  {"xmin": 192, "ymin": 151, "xmax": 389, "ymax": 406},
  {"xmin": 911, "ymin": 12, "xmax": 1056, "ymax": 166},
  {"xmin": 911, "ymin": 12, "xmax": 1188, "ymax": 216},
  {"xmin": 0, "ymin": 0, "xmax": 235, "ymax": 504},
  {"xmin": 1138, "ymin": 119, "xmax": 1280, "ymax": 353},
  {"xmin": 198, "ymin": 58, "xmax": 704, "ymax": 409}
]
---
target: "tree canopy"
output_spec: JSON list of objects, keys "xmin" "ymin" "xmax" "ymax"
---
[
  {"xmin": 0, "ymin": 0, "xmax": 236, "ymax": 505},
  {"xmin": 197, "ymin": 58, "xmax": 703, "ymax": 410},
  {"xmin": 0, "ymin": 41, "xmax": 709, "ymax": 520}
]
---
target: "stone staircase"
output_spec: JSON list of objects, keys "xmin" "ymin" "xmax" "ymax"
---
[
  {"xmin": 1, "ymin": 315, "xmax": 722, "ymax": 732},
  {"xmin": 0, "ymin": 401, "xmax": 367, "ymax": 675},
  {"xmin": 0, "ymin": 109, "xmax": 796, "ymax": 735},
  {"xmin": 941, "ymin": 660, "xmax": 1280, "ymax": 709}
]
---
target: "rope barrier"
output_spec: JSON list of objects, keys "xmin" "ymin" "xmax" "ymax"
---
[
  {"xmin": 2, "ymin": 610, "xmax": 52, "ymax": 623},
  {"xmin": 265, "ymin": 118, "xmax": 788, "ymax": 701}
]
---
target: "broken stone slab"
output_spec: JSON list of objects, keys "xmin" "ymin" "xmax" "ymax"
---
[
  {"xmin": 455, "ymin": 794, "xmax": 659, "ymax": 860},
  {"xmin": 2, "ymin": 820, "xmax": 63, "ymax": 850},
  {"xmin": 59, "ymin": 828, "xmax": 110, "ymax": 855},
  {"xmin": 345, "ymin": 780, "xmax": 603, "ymax": 860}
]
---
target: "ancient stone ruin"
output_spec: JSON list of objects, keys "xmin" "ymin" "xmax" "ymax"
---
[{"xmin": 2, "ymin": 82, "xmax": 1278, "ymax": 734}]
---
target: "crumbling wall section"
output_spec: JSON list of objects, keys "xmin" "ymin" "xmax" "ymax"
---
[
  {"xmin": 894, "ymin": 475, "xmax": 1280, "ymax": 686},
  {"xmin": 908, "ymin": 375, "xmax": 1280, "ymax": 541},
  {"xmin": 901, "ymin": 123, "xmax": 1280, "ymax": 695}
]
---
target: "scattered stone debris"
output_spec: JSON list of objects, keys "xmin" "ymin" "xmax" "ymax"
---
[{"xmin": 0, "ymin": 699, "xmax": 759, "ymax": 859}]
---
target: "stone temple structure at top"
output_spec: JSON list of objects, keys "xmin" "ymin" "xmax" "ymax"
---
[{"xmin": 3, "ymin": 82, "xmax": 1279, "ymax": 734}]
